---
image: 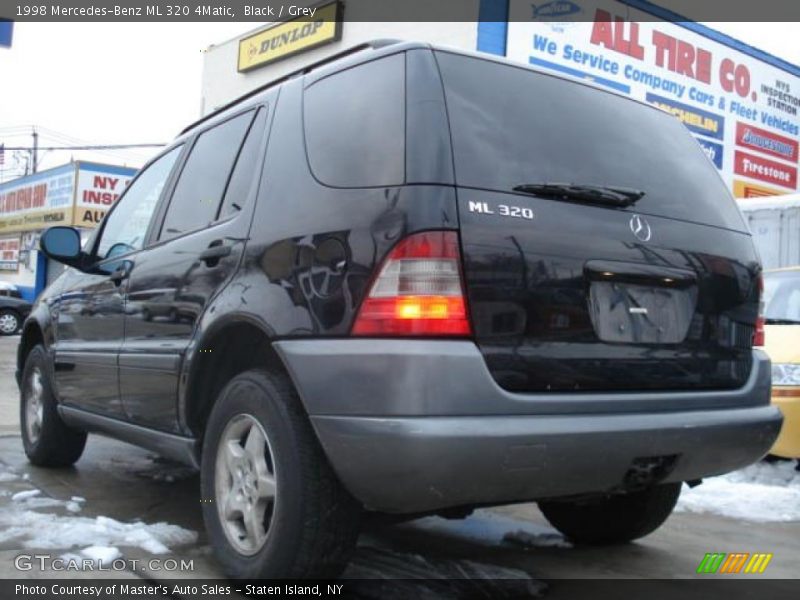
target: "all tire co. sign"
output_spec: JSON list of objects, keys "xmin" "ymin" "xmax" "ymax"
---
[{"xmin": 506, "ymin": 0, "xmax": 800, "ymax": 199}]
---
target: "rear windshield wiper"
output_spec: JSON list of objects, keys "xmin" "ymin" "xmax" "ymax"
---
[
  {"xmin": 765, "ymin": 318, "xmax": 800, "ymax": 325},
  {"xmin": 512, "ymin": 182, "xmax": 646, "ymax": 208}
]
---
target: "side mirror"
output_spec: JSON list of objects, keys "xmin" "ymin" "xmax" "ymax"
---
[{"xmin": 40, "ymin": 227, "xmax": 85, "ymax": 268}]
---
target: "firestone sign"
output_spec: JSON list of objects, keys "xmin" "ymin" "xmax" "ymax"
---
[
  {"xmin": 0, "ymin": 162, "xmax": 136, "ymax": 233},
  {"xmin": 506, "ymin": 0, "xmax": 800, "ymax": 198}
]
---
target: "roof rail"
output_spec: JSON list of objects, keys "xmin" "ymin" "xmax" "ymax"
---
[
  {"xmin": 181, "ymin": 39, "xmax": 405, "ymax": 135},
  {"xmin": 296, "ymin": 39, "xmax": 403, "ymax": 76}
]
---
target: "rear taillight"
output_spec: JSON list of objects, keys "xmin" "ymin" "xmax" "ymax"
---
[
  {"xmin": 754, "ymin": 274, "xmax": 765, "ymax": 347},
  {"xmin": 754, "ymin": 316, "xmax": 766, "ymax": 347},
  {"xmin": 352, "ymin": 231, "xmax": 472, "ymax": 336}
]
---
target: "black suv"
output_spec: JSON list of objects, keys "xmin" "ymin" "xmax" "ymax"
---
[{"xmin": 18, "ymin": 41, "xmax": 781, "ymax": 578}]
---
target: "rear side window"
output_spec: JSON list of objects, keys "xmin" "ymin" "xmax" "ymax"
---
[
  {"xmin": 304, "ymin": 54, "xmax": 405, "ymax": 188},
  {"xmin": 220, "ymin": 108, "xmax": 267, "ymax": 219},
  {"xmin": 436, "ymin": 52, "xmax": 747, "ymax": 232},
  {"xmin": 160, "ymin": 111, "xmax": 255, "ymax": 240}
]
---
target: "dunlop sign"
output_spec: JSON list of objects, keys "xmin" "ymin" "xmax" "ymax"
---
[{"xmin": 238, "ymin": 1, "xmax": 342, "ymax": 73}]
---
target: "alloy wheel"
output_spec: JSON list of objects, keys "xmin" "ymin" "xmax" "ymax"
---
[
  {"xmin": 0, "ymin": 313, "xmax": 18, "ymax": 335},
  {"xmin": 25, "ymin": 368, "xmax": 44, "ymax": 445},
  {"xmin": 214, "ymin": 413, "xmax": 277, "ymax": 555}
]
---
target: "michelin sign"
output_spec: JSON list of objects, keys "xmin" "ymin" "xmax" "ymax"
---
[{"xmin": 506, "ymin": 0, "xmax": 800, "ymax": 198}]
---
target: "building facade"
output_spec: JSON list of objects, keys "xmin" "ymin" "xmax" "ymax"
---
[
  {"xmin": 202, "ymin": 0, "xmax": 800, "ymax": 201},
  {"xmin": 0, "ymin": 161, "xmax": 136, "ymax": 301}
]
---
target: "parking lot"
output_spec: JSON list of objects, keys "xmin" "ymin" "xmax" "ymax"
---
[{"xmin": 0, "ymin": 334, "xmax": 799, "ymax": 595}]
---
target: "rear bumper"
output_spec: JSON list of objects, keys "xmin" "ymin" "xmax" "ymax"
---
[
  {"xmin": 311, "ymin": 407, "xmax": 780, "ymax": 512},
  {"xmin": 274, "ymin": 340, "xmax": 781, "ymax": 513}
]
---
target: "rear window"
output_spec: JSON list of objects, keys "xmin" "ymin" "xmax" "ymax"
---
[{"xmin": 435, "ymin": 52, "xmax": 747, "ymax": 232}]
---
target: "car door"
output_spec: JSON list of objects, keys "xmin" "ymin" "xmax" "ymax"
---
[
  {"xmin": 53, "ymin": 146, "xmax": 183, "ymax": 417},
  {"xmin": 120, "ymin": 105, "xmax": 269, "ymax": 432}
]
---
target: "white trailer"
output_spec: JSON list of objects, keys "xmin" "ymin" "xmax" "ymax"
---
[{"xmin": 738, "ymin": 194, "xmax": 800, "ymax": 269}]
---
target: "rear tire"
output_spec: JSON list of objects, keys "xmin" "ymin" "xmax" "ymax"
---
[
  {"xmin": 538, "ymin": 483, "xmax": 681, "ymax": 544},
  {"xmin": 20, "ymin": 345, "xmax": 87, "ymax": 467},
  {"xmin": 200, "ymin": 369, "xmax": 360, "ymax": 579}
]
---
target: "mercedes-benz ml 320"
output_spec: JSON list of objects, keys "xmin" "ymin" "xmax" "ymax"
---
[{"xmin": 18, "ymin": 41, "xmax": 781, "ymax": 578}]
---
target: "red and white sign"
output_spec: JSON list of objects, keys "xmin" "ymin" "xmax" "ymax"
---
[
  {"xmin": 736, "ymin": 122, "xmax": 798, "ymax": 164},
  {"xmin": 0, "ymin": 234, "xmax": 21, "ymax": 271},
  {"xmin": 73, "ymin": 166, "xmax": 134, "ymax": 227},
  {"xmin": 75, "ymin": 171, "xmax": 132, "ymax": 209},
  {"xmin": 734, "ymin": 150, "xmax": 798, "ymax": 189}
]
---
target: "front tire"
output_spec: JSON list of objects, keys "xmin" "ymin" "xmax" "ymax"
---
[
  {"xmin": 200, "ymin": 369, "xmax": 360, "ymax": 579},
  {"xmin": 0, "ymin": 309, "xmax": 21, "ymax": 335},
  {"xmin": 20, "ymin": 345, "xmax": 87, "ymax": 467},
  {"xmin": 538, "ymin": 483, "xmax": 681, "ymax": 545}
]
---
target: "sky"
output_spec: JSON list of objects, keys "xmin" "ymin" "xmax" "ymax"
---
[
  {"xmin": 1, "ymin": 21, "xmax": 799, "ymax": 181},
  {"xmin": 0, "ymin": 22, "xmax": 248, "ymax": 179}
]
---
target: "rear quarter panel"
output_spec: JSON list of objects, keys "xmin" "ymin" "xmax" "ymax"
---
[{"xmin": 230, "ymin": 76, "xmax": 459, "ymax": 338}]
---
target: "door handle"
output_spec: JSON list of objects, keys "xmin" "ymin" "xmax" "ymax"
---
[
  {"xmin": 199, "ymin": 241, "xmax": 232, "ymax": 266},
  {"xmin": 108, "ymin": 262, "xmax": 131, "ymax": 286}
]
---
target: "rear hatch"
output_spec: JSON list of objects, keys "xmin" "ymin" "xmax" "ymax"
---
[{"xmin": 435, "ymin": 51, "xmax": 760, "ymax": 392}]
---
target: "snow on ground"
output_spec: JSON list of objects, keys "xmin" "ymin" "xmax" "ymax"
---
[
  {"xmin": 11, "ymin": 489, "xmax": 85, "ymax": 512},
  {"xmin": 408, "ymin": 508, "xmax": 572, "ymax": 549},
  {"xmin": 11, "ymin": 489, "xmax": 40, "ymax": 502},
  {"xmin": 64, "ymin": 496, "xmax": 87, "ymax": 513},
  {"xmin": 12, "ymin": 488, "xmax": 75, "ymax": 511},
  {"xmin": 677, "ymin": 460, "xmax": 800, "ymax": 522},
  {"xmin": 0, "ymin": 461, "xmax": 197, "ymax": 555},
  {"xmin": 0, "ymin": 509, "xmax": 197, "ymax": 554}
]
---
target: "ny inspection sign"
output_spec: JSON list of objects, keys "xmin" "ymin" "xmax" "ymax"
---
[{"xmin": 506, "ymin": 0, "xmax": 800, "ymax": 199}]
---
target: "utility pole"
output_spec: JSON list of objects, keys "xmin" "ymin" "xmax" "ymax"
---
[{"xmin": 31, "ymin": 127, "xmax": 38, "ymax": 173}]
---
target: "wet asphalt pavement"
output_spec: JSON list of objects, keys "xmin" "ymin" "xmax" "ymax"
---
[{"xmin": 0, "ymin": 334, "xmax": 798, "ymax": 599}]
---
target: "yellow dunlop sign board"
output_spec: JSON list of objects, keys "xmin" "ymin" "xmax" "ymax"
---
[{"xmin": 238, "ymin": 1, "xmax": 343, "ymax": 73}]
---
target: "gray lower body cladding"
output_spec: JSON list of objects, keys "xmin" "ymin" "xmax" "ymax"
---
[
  {"xmin": 274, "ymin": 340, "xmax": 781, "ymax": 513},
  {"xmin": 309, "ymin": 407, "xmax": 779, "ymax": 512}
]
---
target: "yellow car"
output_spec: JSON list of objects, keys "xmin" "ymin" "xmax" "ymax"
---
[{"xmin": 763, "ymin": 267, "xmax": 800, "ymax": 458}]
